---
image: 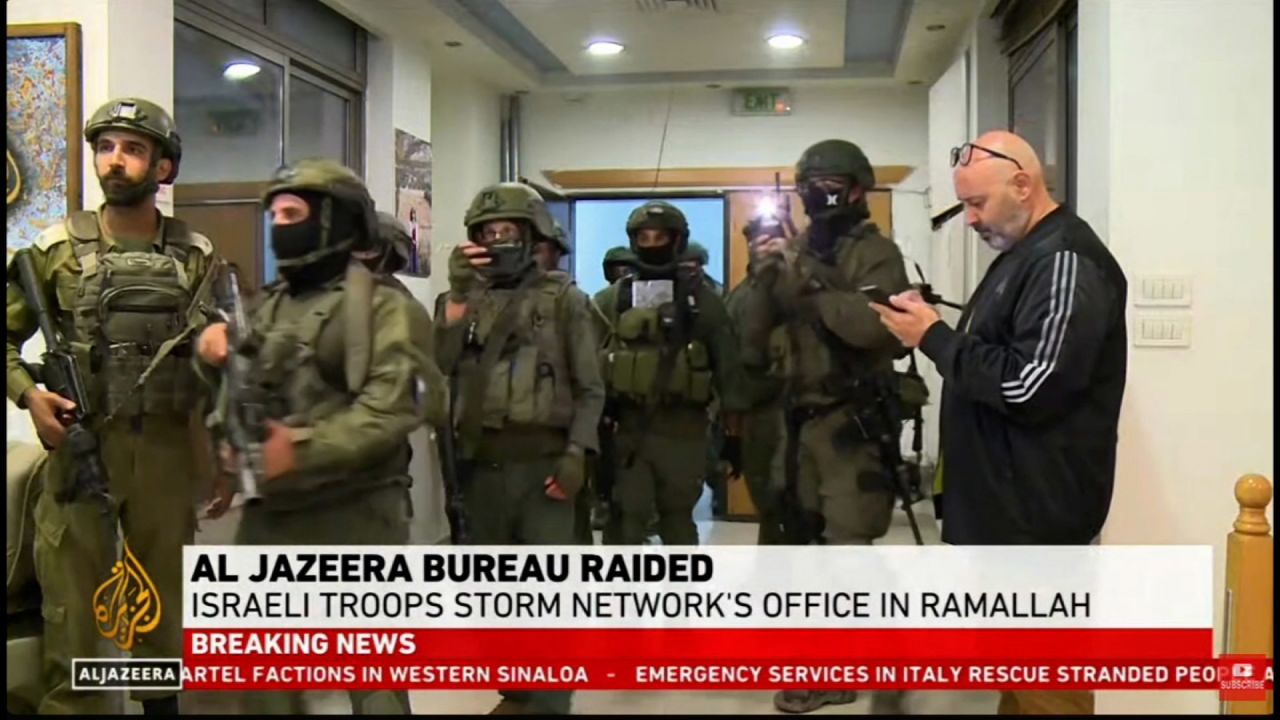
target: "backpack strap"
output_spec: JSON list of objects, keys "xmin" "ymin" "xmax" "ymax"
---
[{"xmin": 343, "ymin": 261, "xmax": 376, "ymax": 393}]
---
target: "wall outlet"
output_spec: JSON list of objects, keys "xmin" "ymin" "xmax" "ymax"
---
[
  {"xmin": 1133, "ymin": 314, "xmax": 1192, "ymax": 347},
  {"xmin": 1134, "ymin": 275, "xmax": 1193, "ymax": 307}
]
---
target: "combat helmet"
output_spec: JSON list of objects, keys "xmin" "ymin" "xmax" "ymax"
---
[
  {"xmin": 262, "ymin": 158, "xmax": 376, "ymax": 268},
  {"xmin": 464, "ymin": 182, "xmax": 558, "ymax": 241},
  {"xmin": 682, "ymin": 241, "xmax": 710, "ymax": 266},
  {"xmin": 795, "ymin": 139, "xmax": 876, "ymax": 192},
  {"xmin": 84, "ymin": 98, "xmax": 183, "ymax": 183},
  {"xmin": 602, "ymin": 245, "xmax": 637, "ymax": 283},
  {"xmin": 625, "ymin": 201, "xmax": 690, "ymax": 256},
  {"xmin": 373, "ymin": 211, "xmax": 415, "ymax": 275}
]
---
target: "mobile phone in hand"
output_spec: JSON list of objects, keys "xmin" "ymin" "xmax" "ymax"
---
[{"xmin": 860, "ymin": 284, "xmax": 899, "ymax": 309}]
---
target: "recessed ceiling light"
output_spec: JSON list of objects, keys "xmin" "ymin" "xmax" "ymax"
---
[
  {"xmin": 926, "ymin": 24, "xmax": 946, "ymax": 31},
  {"xmin": 445, "ymin": 40, "xmax": 463, "ymax": 48},
  {"xmin": 587, "ymin": 40, "xmax": 624, "ymax": 56},
  {"xmin": 767, "ymin": 33, "xmax": 806, "ymax": 50},
  {"xmin": 223, "ymin": 62, "xmax": 261, "ymax": 80}
]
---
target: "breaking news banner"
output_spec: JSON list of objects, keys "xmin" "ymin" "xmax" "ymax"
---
[{"xmin": 79, "ymin": 546, "xmax": 1273, "ymax": 701}]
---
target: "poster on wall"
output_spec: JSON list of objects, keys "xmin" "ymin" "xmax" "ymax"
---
[
  {"xmin": 6, "ymin": 23, "xmax": 82, "ymax": 252},
  {"xmin": 394, "ymin": 129, "xmax": 432, "ymax": 277}
]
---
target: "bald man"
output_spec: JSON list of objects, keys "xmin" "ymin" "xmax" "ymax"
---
[{"xmin": 872, "ymin": 131, "xmax": 1127, "ymax": 713}]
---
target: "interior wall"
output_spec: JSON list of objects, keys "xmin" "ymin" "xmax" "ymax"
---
[
  {"xmin": 429, "ymin": 70, "xmax": 503, "ymax": 303},
  {"xmin": 1076, "ymin": 0, "xmax": 1274, "ymax": 713},
  {"xmin": 520, "ymin": 85, "xmax": 929, "ymax": 183}
]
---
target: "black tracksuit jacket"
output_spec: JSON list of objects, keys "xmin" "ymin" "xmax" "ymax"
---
[{"xmin": 919, "ymin": 206, "xmax": 1128, "ymax": 545}]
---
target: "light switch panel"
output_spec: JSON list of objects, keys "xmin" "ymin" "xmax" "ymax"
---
[
  {"xmin": 1135, "ymin": 275, "xmax": 1193, "ymax": 307},
  {"xmin": 1133, "ymin": 314, "xmax": 1192, "ymax": 347}
]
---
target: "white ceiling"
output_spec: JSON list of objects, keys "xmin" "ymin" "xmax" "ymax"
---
[
  {"xmin": 326, "ymin": 0, "xmax": 985, "ymax": 92},
  {"xmin": 505, "ymin": 0, "xmax": 850, "ymax": 76}
]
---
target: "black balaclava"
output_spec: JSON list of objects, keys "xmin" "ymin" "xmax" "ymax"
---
[
  {"xmin": 800, "ymin": 178, "xmax": 869, "ymax": 262},
  {"xmin": 272, "ymin": 190, "xmax": 359, "ymax": 294}
]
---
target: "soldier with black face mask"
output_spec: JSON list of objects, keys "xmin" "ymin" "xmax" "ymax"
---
[
  {"xmin": 196, "ymin": 159, "xmax": 436, "ymax": 715},
  {"xmin": 738, "ymin": 139, "xmax": 911, "ymax": 715}
]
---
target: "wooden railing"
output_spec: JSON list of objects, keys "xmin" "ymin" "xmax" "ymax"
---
[{"xmin": 1222, "ymin": 474, "xmax": 1273, "ymax": 715}]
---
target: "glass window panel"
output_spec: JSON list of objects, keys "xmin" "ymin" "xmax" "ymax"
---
[
  {"xmin": 174, "ymin": 21, "xmax": 283, "ymax": 183},
  {"xmin": 1010, "ymin": 37, "xmax": 1063, "ymax": 202},
  {"xmin": 210, "ymin": 0, "xmax": 265, "ymax": 23},
  {"xmin": 266, "ymin": 0, "xmax": 357, "ymax": 72},
  {"xmin": 287, "ymin": 75, "xmax": 349, "ymax": 165},
  {"xmin": 572, "ymin": 197, "xmax": 725, "ymax": 298}
]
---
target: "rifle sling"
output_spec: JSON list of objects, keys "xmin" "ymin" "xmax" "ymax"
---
[{"xmin": 457, "ymin": 273, "xmax": 542, "ymax": 459}]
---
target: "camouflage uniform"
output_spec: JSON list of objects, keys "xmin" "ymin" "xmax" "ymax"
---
[
  {"xmin": 203, "ymin": 160, "xmax": 437, "ymax": 715},
  {"xmin": 434, "ymin": 183, "xmax": 605, "ymax": 715},
  {"xmin": 6, "ymin": 98, "xmax": 219, "ymax": 715}
]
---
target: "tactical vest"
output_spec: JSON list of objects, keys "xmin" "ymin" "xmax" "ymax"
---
[
  {"xmin": 457, "ymin": 274, "xmax": 576, "ymax": 432},
  {"xmin": 603, "ymin": 279, "xmax": 714, "ymax": 407},
  {"xmin": 52, "ymin": 211, "xmax": 210, "ymax": 417}
]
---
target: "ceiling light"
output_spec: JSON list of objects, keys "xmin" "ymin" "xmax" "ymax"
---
[
  {"xmin": 767, "ymin": 33, "xmax": 805, "ymax": 50},
  {"xmin": 223, "ymin": 62, "xmax": 261, "ymax": 80},
  {"xmin": 587, "ymin": 40, "xmax": 624, "ymax": 56}
]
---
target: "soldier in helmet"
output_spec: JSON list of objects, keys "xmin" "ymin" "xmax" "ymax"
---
[
  {"xmin": 738, "ymin": 139, "xmax": 911, "ymax": 714},
  {"xmin": 593, "ymin": 201, "xmax": 747, "ymax": 546},
  {"xmin": 600, "ymin": 246, "xmax": 637, "ymax": 290},
  {"xmin": 679, "ymin": 241, "xmax": 723, "ymax": 295},
  {"xmin": 534, "ymin": 219, "xmax": 572, "ymax": 273},
  {"xmin": 196, "ymin": 159, "xmax": 436, "ymax": 715},
  {"xmin": 356, "ymin": 210, "xmax": 417, "ymax": 278},
  {"xmin": 434, "ymin": 182, "xmax": 605, "ymax": 715},
  {"xmin": 5, "ymin": 97, "xmax": 223, "ymax": 715}
]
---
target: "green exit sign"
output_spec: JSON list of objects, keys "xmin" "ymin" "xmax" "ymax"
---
[{"xmin": 731, "ymin": 87, "xmax": 792, "ymax": 116}]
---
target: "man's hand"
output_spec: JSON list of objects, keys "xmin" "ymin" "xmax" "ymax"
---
[
  {"xmin": 448, "ymin": 241, "xmax": 491, "ymax": 302},
  {"xmin": 545, "ymin": 445, "xmax": 585, "ymax": 501},
  {"xmin": 197, "ymin": 322, "xmax": 229, "ymax": 367},
  {"xmin": 203, "ymin": 467, "xmax": 236, "ymax": 520},
  {"xmin": 24, "ymin": 388, "xmax": 76, "ymax": 449},
  {"xmin": 870, "ymin": 290, "xmax": 942, "ymax": 348},
  {"xmin": 261, "ymin": 420, "xmax": 297, "ymax": 481}
]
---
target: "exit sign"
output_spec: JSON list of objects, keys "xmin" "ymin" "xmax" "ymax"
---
[{"xmin": 731, "ymin": 87, "xmax": 792, "ymax": 116}]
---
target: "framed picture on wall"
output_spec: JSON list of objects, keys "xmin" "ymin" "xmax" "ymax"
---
[{"xmin": 6, "ymin": 22, "xmax": 83, "ymax": 252}]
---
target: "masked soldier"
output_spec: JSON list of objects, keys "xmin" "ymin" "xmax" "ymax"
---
[
  {"xmin": 680, "ymin": 241, "xmax": 723, "ymax": 296},
  {"xmin": 599, "ymin": 246, "xmax": 637, "ymax": 295},
  {"xmin": 534, "ymin": 219, "xmax": 572, "ymax": 273},
  {"xmin": 195, "ymin": 159, "xmax": 434, "ymax": 716},
  {"xmin": 434, "ymin": 182, "xmax": 605, "ymax": 715},
  {"xmin": 724, "ymin": 217, "xmax": 790, "ymax": 545},
  {"xmin": 5, "ymin": 98, "xmax": 221, "ymax": 715},
  {"xmin": 593, "ymin": 201, "xmax": 746, "ymax": 546},
  {"xmin": 355, "ymin": 210, "xmax": 417, "ymax": 278},
  {"xmin": 738, "ymin": 139, "xmax": 910, "ymax": 713}
]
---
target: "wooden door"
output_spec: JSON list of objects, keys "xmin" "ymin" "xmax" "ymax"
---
[{"xmin": 174, "ymin": 182, "xmax": 269, "ymax": 293}]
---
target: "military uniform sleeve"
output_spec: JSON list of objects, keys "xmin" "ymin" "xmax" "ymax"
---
[
  {"xmin": 560, "ymin": 287, "xmax": 606, "ymax": 454},
  {"xmin": 696, "ymin": 287, "xmax": 750, "ymax": 413},
  {"xmin": 919, "ymin": 250, "xmax": 1119, "ymax": 426},
  {"xmin": 433, "ymin": 290, "xmax": 467, "ymax": 376},
  {"xmin": 811, "ymin": 234, "xmax": 910, "ymax": 352},
  {"xmin": 279, "ymin": 289, "xmax": 433, "ymax": 485},
  {"xmin": 735, "ymin": 270, "xmax": 782, "ymax": 372},
  {"xmin": 6, "ymin": 241, "xmax": 62, "ymax": 406}
]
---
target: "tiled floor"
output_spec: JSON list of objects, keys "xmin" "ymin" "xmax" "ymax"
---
[{"xmin": 169, "ymin": 486, "xmax": 997, "ymax": 715}]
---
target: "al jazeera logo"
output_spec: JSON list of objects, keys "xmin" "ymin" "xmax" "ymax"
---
[{"xmin": 71, "ymin": 542, "xmax": 183, "ymax": 691}]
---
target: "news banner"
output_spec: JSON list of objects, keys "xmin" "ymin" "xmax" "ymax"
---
[{"xmin": 76, "ymin": 546, "xmax": 1272, "ymax": 699}]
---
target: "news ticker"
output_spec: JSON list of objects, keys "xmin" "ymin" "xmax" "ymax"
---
[{"xmin": 74, "ymin": 656, "xmax": 1274, "ymax": 700}]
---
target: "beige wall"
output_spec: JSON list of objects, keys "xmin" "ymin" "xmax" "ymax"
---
[{"xmin": 1076, "ymin": 0, "xmax": 1274, "ymax": 713}]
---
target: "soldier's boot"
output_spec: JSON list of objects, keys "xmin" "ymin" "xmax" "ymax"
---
[
  {"xmin": 773, "ymin": 689, "xmax": 858, "ymax": 714},
  {"xmin": 142, "ymin": 695, "xmax": 181, "ymax": 715}
]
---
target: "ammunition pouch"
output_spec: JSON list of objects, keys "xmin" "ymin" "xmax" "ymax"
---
[{"xmin": 605, "ymin": 304, "xmax": 712, "ymax": 406}]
